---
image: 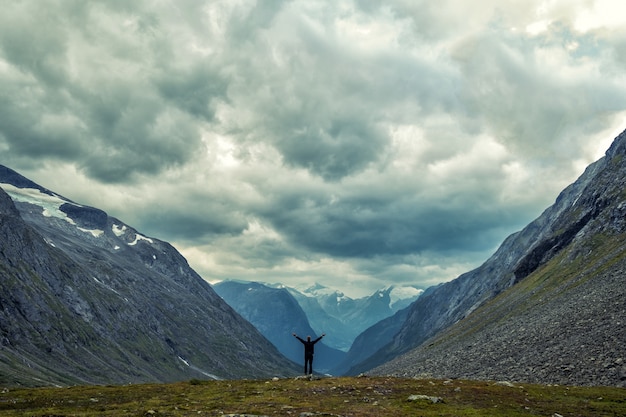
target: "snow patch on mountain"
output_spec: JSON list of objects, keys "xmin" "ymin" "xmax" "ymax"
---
[
  {"xmin": 78, "ymin": 227, "xmax": 104, "ymax": 237},
  {"xmin": 92, "ymin": 276, "xmax": 123, "ymax": 298},
  {"xmin": 177, "ymin": 356, "xmax": 222, "ymax": 380},
  {"xmin": 128, "ymin": 233, "xmax": 153, "ymax": 246},
  {"xmin": 113, "ymin": 224, "xmax": 152, "ymax": 246},
  {"xmin": 1, "ymin": 183, "xmax": 77, "ymax": 225},
  {"xmin": 112, "ymin": 224, "xmax": 127, "ymax": 236},
  {"xmin": 301, "ymin": 282, "xmax": 350, "ymax": 303},
  {"xmin": 301, "ymin": 282, "xmax": 336, "ymax": 296}
]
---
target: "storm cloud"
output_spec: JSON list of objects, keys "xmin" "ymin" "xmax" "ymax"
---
[{"xmin": 2, "ymin": 0, "xmax": 626, "ymax": 296}]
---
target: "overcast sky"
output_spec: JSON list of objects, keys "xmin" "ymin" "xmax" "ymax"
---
[{"xmin": 2, "ymin": 1, "xmax": 626, "ymax": 297}]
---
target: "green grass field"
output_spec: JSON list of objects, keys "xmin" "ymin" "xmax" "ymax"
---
[{"xmin": 0, "ymin": 376, "xmax": 624, "ymax": 416}]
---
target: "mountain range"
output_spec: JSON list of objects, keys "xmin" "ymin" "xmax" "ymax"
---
[
  {"xmin": 1, "ymin": 128, "xmax": 625, "ymax": 387},
  {"xmin": 0, "ymin": 165, "xmax": 298, "ymax": 386},
  {"xmin": 283, "ymin": 283, "xmax": 422, "ymax": 352},
  {"xmin": 213, "ymin": 281, "xmax": 345, "ymax": 373},
  {"xmin": 212, "ymin": 280, "xmax": 421, "ymax": 372}
]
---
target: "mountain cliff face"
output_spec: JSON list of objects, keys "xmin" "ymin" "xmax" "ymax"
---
[
  {"xmin": 352, "ymin": 129, "xmax": 626, "ymax": 386},
  {"xmin": 0, "ymin": 166, "xmax": 297, "ymax": 387},
  {"xmin": 213, "ymin": 281, "xmax": 345, "ymax": 373}
]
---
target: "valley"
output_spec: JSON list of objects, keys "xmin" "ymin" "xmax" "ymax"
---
[{"xmin": 1, "ymin": 128, "xmax": 626, "ymax": 389}]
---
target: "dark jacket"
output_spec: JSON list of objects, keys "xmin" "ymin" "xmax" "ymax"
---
[{"xmin": 295, "ymin": 336, "xmax": 323, "ymax": 356}]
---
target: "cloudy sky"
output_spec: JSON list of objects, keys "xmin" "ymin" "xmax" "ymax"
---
[{"xmin": 2, "ymin": 0, "xmax": 626, "ymax": 297}]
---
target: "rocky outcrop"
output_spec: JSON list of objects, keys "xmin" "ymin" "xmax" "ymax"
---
[{"xmin": 59, "ymin": 203, "xmax": 109, "ymax": 229}]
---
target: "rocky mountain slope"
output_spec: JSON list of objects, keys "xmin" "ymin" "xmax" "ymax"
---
[
  {"xmin": 0, "ymin": 165, "xmax": 298, "ymax": 387},
  {"xmin": 330, "ymin": 305, "xmax": 412, "ymax": 375},
  {"xmin": 351, "ymin": 129, "xmax": 626, "ymax": 386},
  {"xmin": 213, "ymin": 281, "xmax": 345, "ymax": 373}
]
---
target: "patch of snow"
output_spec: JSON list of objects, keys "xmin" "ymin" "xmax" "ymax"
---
[
  {"xmin": 78, "ymin": 227, "xmax": 104, "ymax": 238},
  {"xmin": 112, "ymin": 224, "xmax": 127, "ymax": 236},
  {"xmin": 2, "ymin": 183, "xmax": 77, "ymax": 225},
  {"xmin": 44, "ymin": 237, "xmax": 56, "ymax": 247},
  {"xmin": 301, "ymin": 282, "xmax": 337, "ymax": 297},
  {"xmin": 177, "ymin": 356, "xmax": 221, "ymax": 380},
  {"xmin": 128, "ymin": 233, "xmax": 153, "ymax": 246},
  {"xmin": 92, "ymin": 276, "xmax": 122, "ymax": 296}
]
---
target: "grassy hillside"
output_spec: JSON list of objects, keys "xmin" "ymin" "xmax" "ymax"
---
[{"xmin": 0, "ymin": 376, "xmax": 624, "ymax": 416}]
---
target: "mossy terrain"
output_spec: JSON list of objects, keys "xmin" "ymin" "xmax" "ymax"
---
[{"xmin": 1, "ymin": 376, "xmax": 624, "ymax": 416}]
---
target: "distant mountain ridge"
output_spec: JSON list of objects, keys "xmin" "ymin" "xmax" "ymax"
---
[
  {"xmin": 0, "ymin": 165, "xmax": 297, "ymax": 387},
  {"xmin": 213, "ymin": 281, "xmax": 345, "ymax": 373},
  {"xmin": 217, "ymin": 281, "xmax": 422, "ymax": 353},
  {"xmin": 287, "ymin": 283, "xmax": 422, "ymax": 352},
  {"xmin": 347, "ymin": 129, "xmax": 626, "ymax": 386},
  {"xmin": 299, "ymin": 282, "xmax": 421, "ymax": 314}
]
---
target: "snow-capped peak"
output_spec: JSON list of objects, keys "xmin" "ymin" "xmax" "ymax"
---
[{"xmin": 388, "ymin": 285, "xmax": 424, "ymax": 306}]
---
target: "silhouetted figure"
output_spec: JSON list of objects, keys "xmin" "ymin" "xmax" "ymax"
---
[{"xmin": 292, "ymin": 332, "xmax": 325, "ymax": 375}]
